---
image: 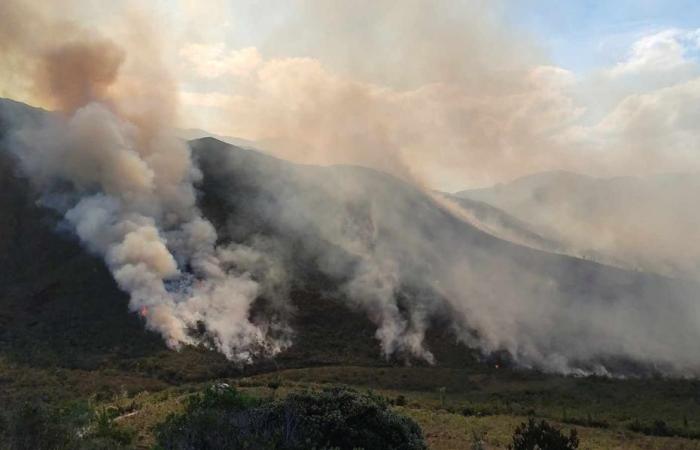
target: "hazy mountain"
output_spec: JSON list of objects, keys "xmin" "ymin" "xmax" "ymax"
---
[{"xmin": 456, "ymin": 170, "xmax": 700, "ymax": 279}]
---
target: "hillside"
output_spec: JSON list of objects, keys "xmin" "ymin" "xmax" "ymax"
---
[{"xmin": 190, "ymin": 136, "xmax": 700, "ymax": 375}]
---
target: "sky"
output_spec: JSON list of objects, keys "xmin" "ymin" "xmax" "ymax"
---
[
  {"xmin": 507, "ymin": 0, "xmax": 700, "ymax": 73},
  {"xmin": 2, "ymin": 0, "xmax": 700, "ymax": 191}
]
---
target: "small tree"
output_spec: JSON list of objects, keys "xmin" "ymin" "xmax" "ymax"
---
[
  {"xmin": 156, "ymin": 385, "xmax": 427, "ymax": 450},
  {"xmin": 509, "ymin": 418, "xmax": 579, "ymax": 450}
]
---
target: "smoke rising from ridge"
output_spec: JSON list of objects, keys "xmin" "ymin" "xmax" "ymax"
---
[
  {"xmin": 3, "ymin": 0, "xmax": 291, "ymax": 363},
  {"xmin": 189, "ymin": 144, "xmax": 700, "ymax": 376},
  {"xmin": 2, "ymin": 0, "xmax": 700, "ymax": 376}
]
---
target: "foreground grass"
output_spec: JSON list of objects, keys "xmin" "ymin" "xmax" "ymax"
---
[
  {"xmin": 4, "ymin": 356, "xmax": 700, "ymax": 449},
  {"xmin": 87, "ymin": 365, "xmax": 700, "ymax": 449}
]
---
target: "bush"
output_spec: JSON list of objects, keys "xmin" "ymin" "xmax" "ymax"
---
[
  {"xmin": 155, "ymin": 384, "xmax": 427, "ymax": 450},
  {"xmin": 509, "ymin": 418, "xmax": 579, "ymax": 450}
]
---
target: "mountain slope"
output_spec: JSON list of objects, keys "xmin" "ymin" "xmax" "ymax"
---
[{"xmin": 190, "ymin": 137, "xmax": 700, "ymax": 375}]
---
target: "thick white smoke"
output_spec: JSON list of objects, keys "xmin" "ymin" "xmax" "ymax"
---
[
  {"xmin": 0, "ymin": 0, "xmax": 294, "ymax": 363},
  {"xmin": 9, "ymin": 100, "xmax": 290, "ymax": 364},
  {"xmin": 344, "ymin": 255, "xmax": 435, "ymax": 364}
]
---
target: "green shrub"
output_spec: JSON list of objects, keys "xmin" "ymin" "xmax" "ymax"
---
[
  {"xmin": 509, "ymin": 418, "xmax": 579, "ymax": 450},
  {"xmin": 155, "ymin": 384, "xmax": 427, "ymax": 450}
]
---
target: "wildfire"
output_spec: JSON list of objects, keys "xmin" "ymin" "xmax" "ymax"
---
[{"xmin": 139, "ymin": 306, "xmax": 148, "ymax": 317}]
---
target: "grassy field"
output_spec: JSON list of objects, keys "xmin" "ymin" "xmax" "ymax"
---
[
  {"xmin": 109, "ymin": 365, "xmax": 700, "ymax": 449},
  {"xmin": 6, "ymin": 354, "xmax": 700, "ymax": 449}
]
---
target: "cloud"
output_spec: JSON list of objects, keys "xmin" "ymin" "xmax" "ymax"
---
[
  {"xmin": 608, "ymin": 28, "xmax": 700, "ymax": 77},
  {"xmin": 563, "ymin": 75, "xmax": 700, "ymax": 175},
  {"xmin": 181, "ymin": 51, "xmax": 585, "ymax": 190},
  {"xmin": 607, "ymin": 75, "xmax": 700, "ymax": 168},
  {"xmin": 180, "ymin": 44, "xmax": 262, "ymax": 78}
]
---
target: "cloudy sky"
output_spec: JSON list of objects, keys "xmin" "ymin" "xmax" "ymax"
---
[{"xmin": 3, "ymin": 0, "xmax": 700, "ymax": 190}]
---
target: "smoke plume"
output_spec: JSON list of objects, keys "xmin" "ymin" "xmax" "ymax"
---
[
  {"xmin": 3, "ymin": 0, "xmax": 291, "ymax": 363},
  {"xmin": 2, "ymin": 0, "xmax": 700, "ymax": 376}
]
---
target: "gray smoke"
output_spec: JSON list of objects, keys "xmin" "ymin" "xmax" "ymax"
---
[
  {"xmin": 9, "ymin": 101, "xmax": 291, "ymax": 363},
  {"xmin": 188, "ymin": 142, "xmax": 700, "ymax": 377}
]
